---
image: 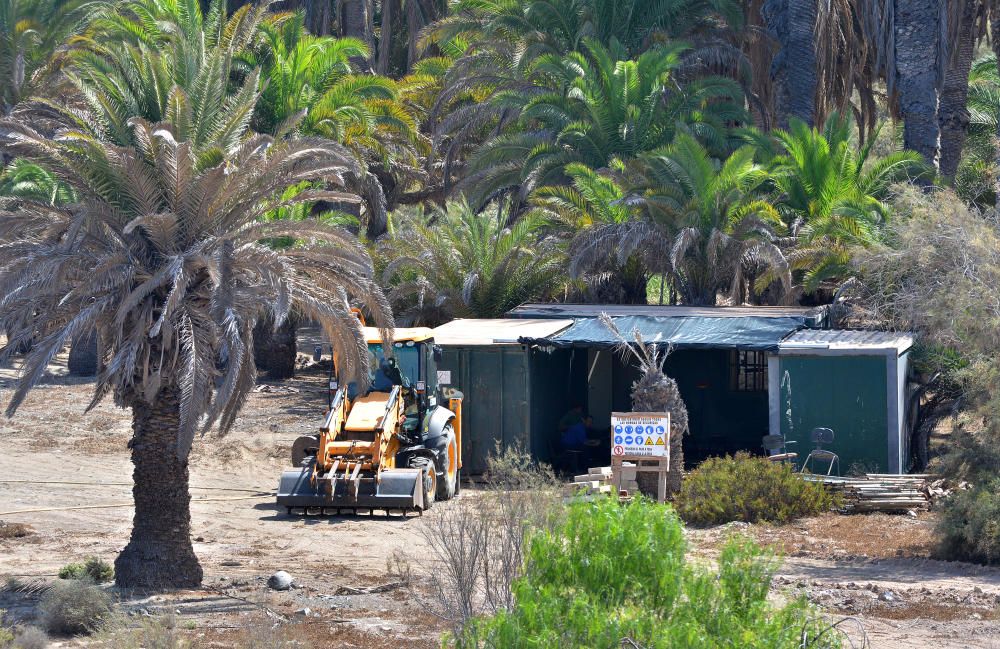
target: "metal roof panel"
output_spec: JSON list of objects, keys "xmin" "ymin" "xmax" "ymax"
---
[{"xmin": 432, "ymin": 318, "xmax": 574, "ymax": 345}]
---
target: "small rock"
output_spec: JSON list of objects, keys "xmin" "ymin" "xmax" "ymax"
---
[
  {"xmin": 295, "ymin": 608, "xmax": 311, "ymax": 617},
  {"xmin": 907, "ymin": 510, "xmax": 917, "ymax": 518},
  {"xmin": 194, "ymin": 536, "xmax": 205, "ymax": 542},
  {"xmin": 878, "ymin": 590, "xmax": 896, "ymax": 602},
  {"xmin": 268, "ymin": 571, "xmax": 293, "ymax": 591}
]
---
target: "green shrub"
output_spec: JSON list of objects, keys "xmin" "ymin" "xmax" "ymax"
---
[
  {"xmin": 937, "ymin": 480, "xmax": 1000, "ymax": 564},
  {"xmin": 11, "ymin": 626, "xmax": 48, "ymax": 649},
  {"xmin": 675, "ymin": 453, "xmax": 839, "ymax": 526},
  {"xmin": 456, "ymin": 498, "xmax": 837, "ymax": 648},
  {"xmin": 57, "ymin": 557, "xmax": 113, "ymax": 584},
  {"xmin": 39, "ymin": 580, "xmax": 112, "ymax": 636}
]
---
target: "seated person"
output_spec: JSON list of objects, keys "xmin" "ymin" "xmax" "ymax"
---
[
  {"xmin": 558, "ymin": 403, "xmax": 591, "ymax": 451},
  {"xmin": 371, "ymin": 356, "xmax": 405, "ymax": 392}
]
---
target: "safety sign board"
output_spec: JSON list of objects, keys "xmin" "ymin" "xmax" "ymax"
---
[{"xmin": 611, "ymin": 412, "xmax": 670, "ymax": 459}]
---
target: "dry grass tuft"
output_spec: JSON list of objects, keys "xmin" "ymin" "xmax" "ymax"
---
[{"xmin": 0, "ymin": 521, "xmax": 34, "ymax": 539}]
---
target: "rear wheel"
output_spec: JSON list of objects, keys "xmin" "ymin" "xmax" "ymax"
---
[
  {"xmin": 437, "ymin": 427, "xmax": 458, "ymax": 501},
  {"xmin": 408, "ymin": 456, "xmax": 436, "ymax": 510}
]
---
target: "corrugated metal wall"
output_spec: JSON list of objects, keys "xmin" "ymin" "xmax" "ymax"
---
[
  {"xmin": 778, "ymin": 355, "xmax": 890, "ymax": 473},
  {"xmin": 439, "ymin": 346, "xmax": 531, "ymax": 474}
]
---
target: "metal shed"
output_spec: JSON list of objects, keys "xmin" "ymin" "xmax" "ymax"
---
[
  {"xmin": 431, "ymin": 319, "xmax": 574, "ymax": 474},
  {"xmin": 516, "ymin": 309, "xmax": 825, "ymax": 464},
  {"xmin": 771, "ymin": 330, "xmax": 916, "ymax": 474}
]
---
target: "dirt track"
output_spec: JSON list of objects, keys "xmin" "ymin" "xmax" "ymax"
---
[{"xmin": 2, "ymin": 348, "xmax": 1000, "ymax": 647}]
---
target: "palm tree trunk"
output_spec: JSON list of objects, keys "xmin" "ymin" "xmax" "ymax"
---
[
  {"xmin": 253, "ymin": 316, "xmax": 298, "ymax": 380},
  {"xmin": 67, "ymin": 330, "xmax": 98, "ymax": 377},
  {"xmin": 992, "ymin": 2, "xmax": 1000, "ymax": 200},
  {"xmin": 937, "ymin": 0, "xmax": 975, "ymax": 182},
  {"xmin": 377, "ymin": 0, "xmax": 399, "ymax": 74},
  {"xmin": 763, "ymin": 0, "xmax": 818, "ymax": 128},
  {"xmin": 894, "ymin": 0, "xmax": 942, "ymax": 169},
  {"xmin": 115, "ymin": 386, "xmax": 203, "ymax": 589},
  {"xmin": 340, "ymin": 0, "xmax": 373, "ymax": 68}
]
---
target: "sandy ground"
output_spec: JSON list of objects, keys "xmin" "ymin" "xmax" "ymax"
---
[{"xmin": 1, "ymin": 340, "xmax": 1000, "ymax": 647}]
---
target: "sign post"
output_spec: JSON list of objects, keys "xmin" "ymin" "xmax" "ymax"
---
[{"xmin": 610, "ymin": 412, "xmax": 671, "ymax": 502}]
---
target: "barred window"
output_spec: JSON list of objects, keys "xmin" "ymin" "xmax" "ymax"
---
[{"xmin": 730, "ymin": 350, "xmax": 767, "ymax": 392}]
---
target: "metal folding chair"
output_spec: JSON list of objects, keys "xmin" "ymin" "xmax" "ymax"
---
[
  {"xmin": 800, "ymin": 427, "xmax": 840, "ymax": 476},
  {"xmin": 761, "ymin": 434, "xmax": 798, "ymax": 463}
]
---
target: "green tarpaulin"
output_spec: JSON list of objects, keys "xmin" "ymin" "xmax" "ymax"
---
[{"xmin": 519, "ymin": 315, "xmax": 808, "ymax": 351}]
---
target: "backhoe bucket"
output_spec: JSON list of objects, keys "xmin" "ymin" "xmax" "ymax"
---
[{"xmin": 277, "ymin": 466, "xmax": 426, "ymax": 512}]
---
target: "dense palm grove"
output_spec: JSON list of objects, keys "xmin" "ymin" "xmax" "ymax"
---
[{"xmin": 1, "ymin": 0, "xmax": 999, "ymax": 586}]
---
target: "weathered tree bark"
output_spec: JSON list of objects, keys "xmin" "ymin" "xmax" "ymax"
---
[
  {"xmin": 632, "ymin": 368, "xmax": 689, "ymax": 497},
  {"xmin": 253, "ymin": 315, "xmax": 298, "ymax": 380},
  {"xmin": 992, "ymin": 2, "xmax": 1000, "ymax": 200},
  {"xmin": 377, "ymin": 0, "xmax": 400, "ymax": 74},
  {"xmin": 763, "ymin": 0, "xmax": 818, "ymax": 128},
  {"xmin": 340, "ymin": 0, "xmax": 373, "ymax": 68},
  {"xmin": 894, "ymin": 0, "xmax": 942, "ymax": 169},
  {"xmin": 67, "ymin": 330, "xmax": 98, "ymax": 377},
  {"xmin": 937, "ymin": 0, "xmax": 976, "ymax": 182},
  {"xmin": 115, "ymin": 387, "xmax": 203, "ymax": 589}
]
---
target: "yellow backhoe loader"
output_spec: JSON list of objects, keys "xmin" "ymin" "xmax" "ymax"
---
[{"xmin": 277, "ymin": 327, "xmax": 463, "ymax": 514}]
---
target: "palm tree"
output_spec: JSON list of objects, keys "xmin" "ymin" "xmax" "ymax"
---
[
  {"xmin": 628, "ymin": 134, "xmax": 789, "ymax": 306},
  {"xmin": 461, "ymin": 39, "xmax": 745, "ymax": 213},
  {"xmin": 0, "ymin": 158, "xmax": 74, "ymax": 204},
  {"xmin": 0, "ymin": 0, "xmax": 97, "ymax": 116},
  {"xmin": 0, "ymin": 118, "xmax": 392, "ymax": 589},
  {"xmin": 600, "ymin": 313, "xmax": 688, "ymax": 496},
  {"xmin": 962, "ymin": 53, "xmax": 1000, "ymax": 204},
  {"xmin": 751, "ymin": 113, "xmax": 928, "ymax": 294},
  {"xmin": 381, "ymin": 200, "xmax": 564, "ymax": 325},
  {"xmin": 61, "ymin": 0, "xmax": 267, "ymax": 157},
  {"xmin": 253, "ymin": 12, "xmax": 423, "ymax": 239},
  {"xmin": 433, "ymin": 0, "xmax": 742, "ymax": 62},
  {"xmin": 937, "ymin": 0, "xmax": 981, "ymax": 182},
  {"xmin": 531, "ymin": 163, "xmax": 651, "ymax": 304},
  {"xmin": 428, "ymin": 0, "xmax": 748, "ymax": 200}
]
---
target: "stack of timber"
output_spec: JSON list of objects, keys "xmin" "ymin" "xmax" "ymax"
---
[
  {"xmin": 565, "ymin": 466, "xmax": 615, "ymax": 498},
  {"xmin": 806, "ymin": 474, "xmax": 931, "ymax": 513}
]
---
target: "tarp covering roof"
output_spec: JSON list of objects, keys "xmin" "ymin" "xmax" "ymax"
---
[
  {"xmin": 519, "ymin": 315, "xmax": 810, "ymax": 351},
  {"xmin": 432, "ymin": 318, "xmax": 574, "ymax": 346},
  {"xmin": 509, "ymin": 303, "xmax": 828, "ymax": 327}
]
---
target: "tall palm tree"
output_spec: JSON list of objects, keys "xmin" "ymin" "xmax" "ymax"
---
[
  {"xmin": 0, "ymin": 118, "xmax": 392, "ymax": 589},
  {"xmin": 760, "ymin": 0, "xmax": 817, "ymax": 127},
  {"xmin": 461, "ymin": 39, "xmax": 745, "ymax": 212},
  {"xmin": 61, "ymin": 0, "xmax": 267, "ymax": 157},
  {"xmin": 752, "ymin": 113, "xmax": 928, "ymax": 294},
  {"xmin": 381, "ymin": 200, "xmax": 564, "ymax": 325},
  {"xmin": 627, "ymin": 134, "xmax": 789, "ymax": 305},
  {"xmin": 428, "ymin": 0, "xmax": 748, "ymax": 199},
  {"xmin": 253, "ymin": 12, "xmax": 423, "ymax": 239},
  {"xmin": 531, "ymin": 163, "xmax": 651, "ymax": 304},
  {"xmin": 0, "ymin": 0, "xmax": 97, "ymax": 116}
]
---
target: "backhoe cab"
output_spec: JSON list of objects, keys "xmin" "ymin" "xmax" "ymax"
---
[{"xmin": 277, "ymin": 328, "xmax": 463, "ymax": 514}]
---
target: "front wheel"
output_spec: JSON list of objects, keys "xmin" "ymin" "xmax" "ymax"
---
[{"xmin": 408, "ymin": 456, "xmax": 436, "ymax": 510}]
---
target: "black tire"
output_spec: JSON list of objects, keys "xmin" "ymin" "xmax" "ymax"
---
[
  {"xmin": 437, "ymin": 427, "xmax": 458, "ymax": 501},
  {"xmin": 408, "ymin": 456, "xmax": 436, "ymax": 510},
  {"xmin": 290, "ymin": 435, "xmax": 320, "ymax": 467}
]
